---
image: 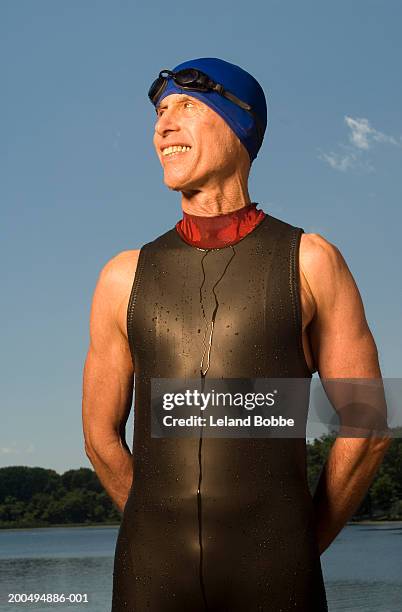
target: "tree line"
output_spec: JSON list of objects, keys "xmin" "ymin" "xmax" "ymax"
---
[
  {"xmin": 0, "ymin": 466, "xmax": 121, "ymax": 528},
  {"xmin": 1, "ymin": 435, "xmax": 401, "ymax": 528}
]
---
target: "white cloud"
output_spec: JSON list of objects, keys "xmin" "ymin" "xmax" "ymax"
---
[
  {"xmin": 317, "ymin": 145, "xmax": 374, "ymax": 173},
  {"xmin": 345, "ymin": 116, "xmax": 401, "ymax": 150},
  {"xmin": 0, "ymin": 442, "xmax": 35, "ymax": 455},
  {"xmin": 318, "ymin": 150, "xmax": 357, "ymax": 172},
  {"xmin": 319, "ymin": 116, "xmax": 401, "ymax": 172}
]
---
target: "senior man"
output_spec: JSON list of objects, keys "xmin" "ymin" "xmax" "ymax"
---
[{"xmin": 82, "ymin": 57, "xmax": 391, "ymax": 611}]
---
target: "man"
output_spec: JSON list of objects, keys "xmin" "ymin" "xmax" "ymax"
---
[{"xmin": 82, "ymin": 58, "xmax": 391, "ymax": 611}]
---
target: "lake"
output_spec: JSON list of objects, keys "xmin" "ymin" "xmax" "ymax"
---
[{"xmin": 0, "ymin": 523, "xmax": 401, "ymax": 611}]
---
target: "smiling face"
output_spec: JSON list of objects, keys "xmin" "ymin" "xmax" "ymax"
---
[{"xmin": 153, "ymin": 93, "xmax": 250, "ymax": 193}]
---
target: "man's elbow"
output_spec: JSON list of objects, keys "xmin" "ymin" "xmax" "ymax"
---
[
  {"xmin": 84, "ymin": 437, "xmax": 97, "ymax": 462},
  {"xmin": 370, "ymin": 435, "xmax": 393, "ymax": 453},
  {"xmin": 83, "ymin": 427, "xmax": 122, "ymax": 462},
  {"xmin": 354, "ymin": 433, "xmax": 393, "ymax": 459}
]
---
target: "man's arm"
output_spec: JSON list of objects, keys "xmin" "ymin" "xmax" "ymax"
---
[
  {"xmin": 82, "ymin": 250, "xmax": 139, "ymax": 513},
  {"xmin": 300, "ymin": 233, "xmax": 392, "ymax": 555}
]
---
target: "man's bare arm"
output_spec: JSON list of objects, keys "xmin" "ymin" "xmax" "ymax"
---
[
  {"xmin": 300, "ymin": 233, "xmax": 392, "ymax": 555},
  {"xmin": 82, "ymin": 250, "xmax": 139, "ymax": 513}
]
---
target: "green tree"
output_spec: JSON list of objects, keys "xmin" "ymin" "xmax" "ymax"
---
[
  {"xmin": 61, "ymin": 468, "xmax": 103, "ymax": 493},
  {"xmin": 306, "ymin": 434, "xmax": 335, "ymax": 493},
  {"xmin": 0, "ymin": 467, "xmax": 60, "ymax": 503},
  {"xmin": 370, "ymin": 473, "xmax": 399, "ymax": 513}
]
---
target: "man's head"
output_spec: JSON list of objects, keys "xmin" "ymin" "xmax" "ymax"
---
[{"xmin": 150, "ymin": 58, "xmax": 267, "ymax": 194}]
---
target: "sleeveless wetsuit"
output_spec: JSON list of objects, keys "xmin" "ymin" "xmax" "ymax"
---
[{"xmin": 112, "ymin": 212, "xmax": 328, "ymax": 611}]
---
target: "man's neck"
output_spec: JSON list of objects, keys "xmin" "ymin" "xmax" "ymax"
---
[{"xmin": 180, "ymin": 184, "xmax": 252, "ymax": 217}]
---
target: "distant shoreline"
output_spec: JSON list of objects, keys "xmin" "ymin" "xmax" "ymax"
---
[
  {"xmin": 2, "ymin": 520, "xmax": 402, "ymax": 531},
  {"xmin": 0, "ymin": 522, "xmax": 120, "ymax": 531},
  {"xmin": 348, "ymin": 519, "xmax": 402, "ymax": 525}
]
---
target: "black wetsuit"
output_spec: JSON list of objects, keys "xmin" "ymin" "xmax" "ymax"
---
[{"xmin": 112, "ymin": 213, "xmax": 328, "ymax": 611}]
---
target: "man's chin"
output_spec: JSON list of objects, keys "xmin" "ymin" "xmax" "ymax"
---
[{"xmin": 163, "ymin": 174, "xmax": 195, "ymax": 192}]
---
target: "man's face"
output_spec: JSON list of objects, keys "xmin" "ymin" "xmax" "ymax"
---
[{"xmin": 153, "ymin": 93, "xmax": 250, "ymax": 193}]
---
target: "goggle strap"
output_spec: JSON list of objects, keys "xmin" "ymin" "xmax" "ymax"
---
[
  {"xmin": 152, "ymin": 69, "xmax": 255, "ymax": 122},
  {"xmin": 221, "ymin": 89, "xmax": 252, "ymax": 112}
]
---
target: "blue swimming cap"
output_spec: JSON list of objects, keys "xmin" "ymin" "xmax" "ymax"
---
[{"xmin": 152, "ymin": 57, "xmax": 267, "ymax": 163}]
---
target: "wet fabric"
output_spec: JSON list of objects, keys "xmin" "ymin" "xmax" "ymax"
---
[
  {"xmin": 175, "ymin": 201, "xmax": 266, "ymax": 249},
  {"xmin": 154, "ymin": 57, "xmax": 268, "ymax": 163},
  {"xmin": 112, "ymin": 213, "xmax": 328, "ymax": 611}
]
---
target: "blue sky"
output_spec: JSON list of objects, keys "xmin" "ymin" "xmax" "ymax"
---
[{"xmin": 1, "ymin": 1, "xmax": 401, "ymax": 472}]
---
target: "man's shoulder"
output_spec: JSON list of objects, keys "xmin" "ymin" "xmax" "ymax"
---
[
  {"xmin": 101, "ymin": 248, "xmax": 140, "ymax": 278},
  {"xmin": 299, "ymin": 232, "xmax": 351, "ymax": 309},
  {"xmin": 300, "ymin": 232, "xmax": 344, "ymax": 275},
  {"xmin": 88, "ymin": 250, "xmax": 141, "ymax": 336},
  {"xmin": 266, "ymin": 214, "xmax": 345, "ymax": 277},
  {"xmin": 95, "ymin": 249, "xmax": 140, "ymax": 302}
]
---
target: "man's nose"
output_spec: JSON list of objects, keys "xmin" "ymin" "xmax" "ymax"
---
[{"xmin": 155, "ymin": 108, "xmax": 180, "ymax": 136}]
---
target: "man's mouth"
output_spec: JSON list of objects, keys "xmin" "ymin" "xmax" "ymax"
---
[{"xmin": 162, "ymin": 145, "xmax": 192, "ymax": 158}]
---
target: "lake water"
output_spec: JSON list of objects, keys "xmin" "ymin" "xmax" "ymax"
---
[{"xmin": 0, "ymin": 523, "xmax": 401, "ymax": 611}]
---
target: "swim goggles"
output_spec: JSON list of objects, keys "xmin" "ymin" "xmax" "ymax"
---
[
  {"xmin": 148, "ymin": 68, "xmax": 254, "ymax": 112},
  {"xmin": 148, "ymin": 68, "xmax": 264, "ymax": 143}
]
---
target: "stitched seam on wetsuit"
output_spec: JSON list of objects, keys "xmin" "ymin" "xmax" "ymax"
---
[
  {"xmin": 289, "ymin": 228, "xmax": 312, "ymax": 378},
  {"xmin": 126, "ymin": 246, "xmax": 147, "ymax": 361}
]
